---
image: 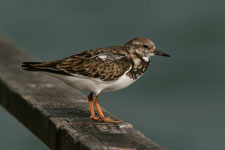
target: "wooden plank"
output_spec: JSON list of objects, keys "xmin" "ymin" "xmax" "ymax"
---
[{"xmin": 0, "ymin": 36, "xmax": 164, "ymax": 150}]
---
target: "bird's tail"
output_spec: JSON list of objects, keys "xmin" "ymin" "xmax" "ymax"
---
[
  {"xmin": 21, "ymin": 62, "xmax": 43, "ymax": 71},
  {"xmin": 21, "ymin": 61, "xmax": 72, "ymax": 76}
]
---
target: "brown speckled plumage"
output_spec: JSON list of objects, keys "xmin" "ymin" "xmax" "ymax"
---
[
  {"xmin": 57, "ymin": 47, "xmax": 132, "ymax": 81},
  {"xmin": 22, "ymin": 37, "xmax": 170, "ymax": 81}
]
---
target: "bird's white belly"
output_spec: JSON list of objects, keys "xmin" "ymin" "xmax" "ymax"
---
[
  {"xmin": 102, "ymin": 74, "xmax": 136, "ymax": 92},
  {"xmin": 51, "ymin": 73, "xmax": 136, "ymax": 95}
]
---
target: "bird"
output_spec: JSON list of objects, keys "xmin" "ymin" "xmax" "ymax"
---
[{"xmin": 21, "ymin": 37, "xmax": 170, "ymax": 123}]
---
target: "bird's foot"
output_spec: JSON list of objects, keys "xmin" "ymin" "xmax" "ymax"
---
[
  {"xmin": 100, "ymin": 117, "xmax": 122, "ymax": 123},
  {"xmin": 90, "ymin": 116, "xmax": 121, "ymax": 123},
  {"xmin": 90, "ymin": 116, "xmax": 100, "ymax": 121}
]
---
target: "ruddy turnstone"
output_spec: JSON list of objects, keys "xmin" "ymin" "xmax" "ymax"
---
[{"xmin": 22, "ymin": 37, "xmax": 170, "ymax": 123}]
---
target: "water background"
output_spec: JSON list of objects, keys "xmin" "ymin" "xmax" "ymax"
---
[{"xmin": 0, "ymin": 1, "xmax": 225, "ymax": 150}]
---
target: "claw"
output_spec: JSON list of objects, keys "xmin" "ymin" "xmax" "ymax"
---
[
  {"xmin": 90, "ymin": 116, "xmax": 100, "ymax": 121},
  {"xmin": 100, "ymin": 117, "xmax": 122, "ymax": 123}
]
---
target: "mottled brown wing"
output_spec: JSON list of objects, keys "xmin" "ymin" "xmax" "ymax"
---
[{"xmin": 57, "ymin": 51, "xmax": 132, "ymax": 81}]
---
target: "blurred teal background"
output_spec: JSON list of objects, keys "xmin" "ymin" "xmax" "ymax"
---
[{"xmin": 0, "ymin": 0, "xmax": 225, "ymax": 150}]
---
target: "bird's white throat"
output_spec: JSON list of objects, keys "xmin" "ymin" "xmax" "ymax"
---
[{"xmin": 143, "ymin": 53, "xmax": 154, "ymax": 62}]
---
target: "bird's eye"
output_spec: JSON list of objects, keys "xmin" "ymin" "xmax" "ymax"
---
[{"xmin": 143, "ymin": 45, "xmax": 149, "ymax": 48}]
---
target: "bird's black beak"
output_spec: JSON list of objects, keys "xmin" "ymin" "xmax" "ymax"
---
[{"xmin": 154, "ymin": 49, "xmax": 170, "ymax": 57}]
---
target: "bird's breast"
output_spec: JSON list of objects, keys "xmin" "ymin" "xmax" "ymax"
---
[{"xmin": 126, "ymin": 60, "xmax": 150, "ymax": 79}]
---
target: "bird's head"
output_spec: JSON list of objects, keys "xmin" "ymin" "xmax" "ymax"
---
[{"xmin": 124, "ymin": 37, "xmax": 170, "ymax": 62}]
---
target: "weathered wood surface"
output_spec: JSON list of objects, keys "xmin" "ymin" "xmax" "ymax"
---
[{"xmin": 0, "ymin": 36, "xmax": 163, "ymax": 150}]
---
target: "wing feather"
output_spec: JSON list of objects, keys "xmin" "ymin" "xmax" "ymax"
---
[
  {"xmin": 57, "ymin": 50, "xmax": 132, "ymax": 81},
  {"xmin": 22, "ymin": 47, "xmax": 132, "ymax": 81}
]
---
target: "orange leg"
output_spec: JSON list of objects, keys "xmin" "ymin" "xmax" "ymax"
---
[
  {"xmin": 93, "ymin": 95, "xmax": 121, "ymax": 123},
  {"xmin": 88, "ymin": 93, "xmax": 99, "ymax": 121}
]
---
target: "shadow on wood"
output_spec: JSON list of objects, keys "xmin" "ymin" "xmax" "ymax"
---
[{"xmin": 0, "ymin": 36, "xmax": 163, "ymax": 150}]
